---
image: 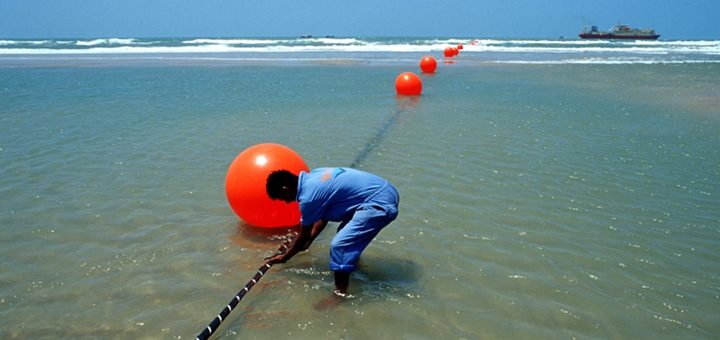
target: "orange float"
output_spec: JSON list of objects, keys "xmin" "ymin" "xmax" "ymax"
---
[
  {"xmin": 395, "ymin": 72, "xmax": 422, "ymax": 96},
  {"xmin": 225, "ymin": 143, "xmax": 309, "ymax": 228},
  {"xmin": 457, "ymin": 43, "xmax": 464, "ymax": 50},
  {"xmin": 443, "ymin": 47, "xmax": 455, "ymax": 58},
  {"xmin": 419, "ymin": 56, "xmax": 437, "ymax": 73}
]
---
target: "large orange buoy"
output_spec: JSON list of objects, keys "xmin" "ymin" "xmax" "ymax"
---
[
  {"xmin": 419, "ymin": 56, "xmax": 437, "ymax": 73},
  {"xmin": 225, "ymin": 143, "xmax": 309, "ymax": 228},
  {"xmin": 395, "ymin": 72, "xmax": 422, "ymax": 96}
]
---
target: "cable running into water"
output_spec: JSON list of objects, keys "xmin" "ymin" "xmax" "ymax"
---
[{"xmin": 349, "ymin": 108, "xmax": 403, "ymax": 168}]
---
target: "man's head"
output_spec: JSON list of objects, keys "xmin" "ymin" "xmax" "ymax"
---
[{"xmin": 266, "ymin": 169, "xmax": 299, "ymax": 203}]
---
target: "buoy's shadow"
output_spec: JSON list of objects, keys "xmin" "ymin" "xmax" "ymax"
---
[{"xmin": 395, "ymin": 95, "xmax": 420, "ymax": 110}]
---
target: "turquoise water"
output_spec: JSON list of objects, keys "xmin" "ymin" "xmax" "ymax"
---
[{"xmin": 1, "ymin": 53, "xmax": 719, "ymax": 339}]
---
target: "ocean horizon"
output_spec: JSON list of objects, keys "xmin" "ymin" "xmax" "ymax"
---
[
  {"xmin": 2, "ymin": 36, "xmax": 720, "ymax": 66},
  {"xmin": 1, "ymin": 35, "xmax": 719, "ymax": 339}
]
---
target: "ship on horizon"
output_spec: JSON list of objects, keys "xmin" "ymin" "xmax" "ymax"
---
[{"xmin": 579, "ymin": 24, "xmax": 660, "ymax": 40}]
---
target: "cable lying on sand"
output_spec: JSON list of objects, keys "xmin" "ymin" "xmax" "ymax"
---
[{"xmin": 194, "ymin": 239, "xmax": 292, "ymax": 340}]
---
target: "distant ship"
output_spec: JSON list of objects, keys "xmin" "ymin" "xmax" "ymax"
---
[{"xmin": 579, "ymin": 24, "xmax": 660, "ymax": 40}]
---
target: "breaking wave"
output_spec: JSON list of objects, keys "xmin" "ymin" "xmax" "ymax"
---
[{"xmin": 1, "ymin": 37, "xmax": 718, "ymax": 64}]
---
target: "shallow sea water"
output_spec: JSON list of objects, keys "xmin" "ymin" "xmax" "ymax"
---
[{"xmin": 1, "ymin": 58, "xmax": 719, "ymax": 339}]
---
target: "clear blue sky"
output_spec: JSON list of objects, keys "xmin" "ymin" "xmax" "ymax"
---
[{"xmin": 1, "ymin": 0, "xmax": 718, "ymax": 39}]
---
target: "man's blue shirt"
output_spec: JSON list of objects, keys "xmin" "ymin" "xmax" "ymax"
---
[{"xmin": 296, "ymin": 167, "xmax": 390, "ymax": 225}]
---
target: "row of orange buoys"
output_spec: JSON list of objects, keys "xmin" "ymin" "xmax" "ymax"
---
[
  {"xmin": 443, "ymin": 43, "xmax": 463, "ymax": 58},
  {"xmin": 395, "ymin": 43, "xmax": 465, "ymax": 96},
  {"xmin": 226, "ymin": 43, "xmax": 466, "ymax": 228}
]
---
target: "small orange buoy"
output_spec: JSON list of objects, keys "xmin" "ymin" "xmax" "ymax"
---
[
  {"xmin": 419, "ymin": 56, "xmax": 437, "ymax": 73},
  {"xmin": 457, "ymin": 43, "xmax": 464, "ymax": 50},
  {"xmin": 225, "ymin": 143, "xmax": 309, "ymax": 228},
  {"xmin": 443, "ymin": 47, "xmax": 455, "ymax": 58},
  {"xmin": 395, "ymin": 72, "xmax": 422, "ymax": 96}
]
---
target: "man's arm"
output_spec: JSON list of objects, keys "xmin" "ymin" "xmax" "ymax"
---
[
  {"xmin": 265, "ymin": 219, "xmax": 327, "ymax": 265},
  {"xmin": 302, "ymin": 219, "xmax": 328, "ymax": 250}
]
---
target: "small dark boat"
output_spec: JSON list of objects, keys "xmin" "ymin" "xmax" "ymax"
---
[{"xmin": 579, "ymin": 24, "xmax": 660, "ymax": 40}]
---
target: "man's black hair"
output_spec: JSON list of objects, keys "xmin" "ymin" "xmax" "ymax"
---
[{"xmin": 266, "ymin": 169, "xmax": 298, "ymax": 200}]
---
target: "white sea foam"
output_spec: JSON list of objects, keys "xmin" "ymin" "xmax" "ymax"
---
[
  {"xmin": 0, "ymin": 39, "xmax": 49, "ymax": 45},
  {"xmin": 1, "ymin": 37, "xmax": 718, "ymax": 64},
  {"xmin": 181, "ymin": 37, "xmax": 365, "ymax": 46},
  {"xmin": 182, "ymin": 38, "xmax": 285, "ymax": 45},
  {"xmin": 497, "ymin": 58, "xmax": 720, "ymax": 65},
  {"xmin": 75, "ymin": 38, "xmax": 137, "ymax": 46},
  {"xmin": 298, "ymin": 37, "xmax": 365, "ymax": 45}
]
